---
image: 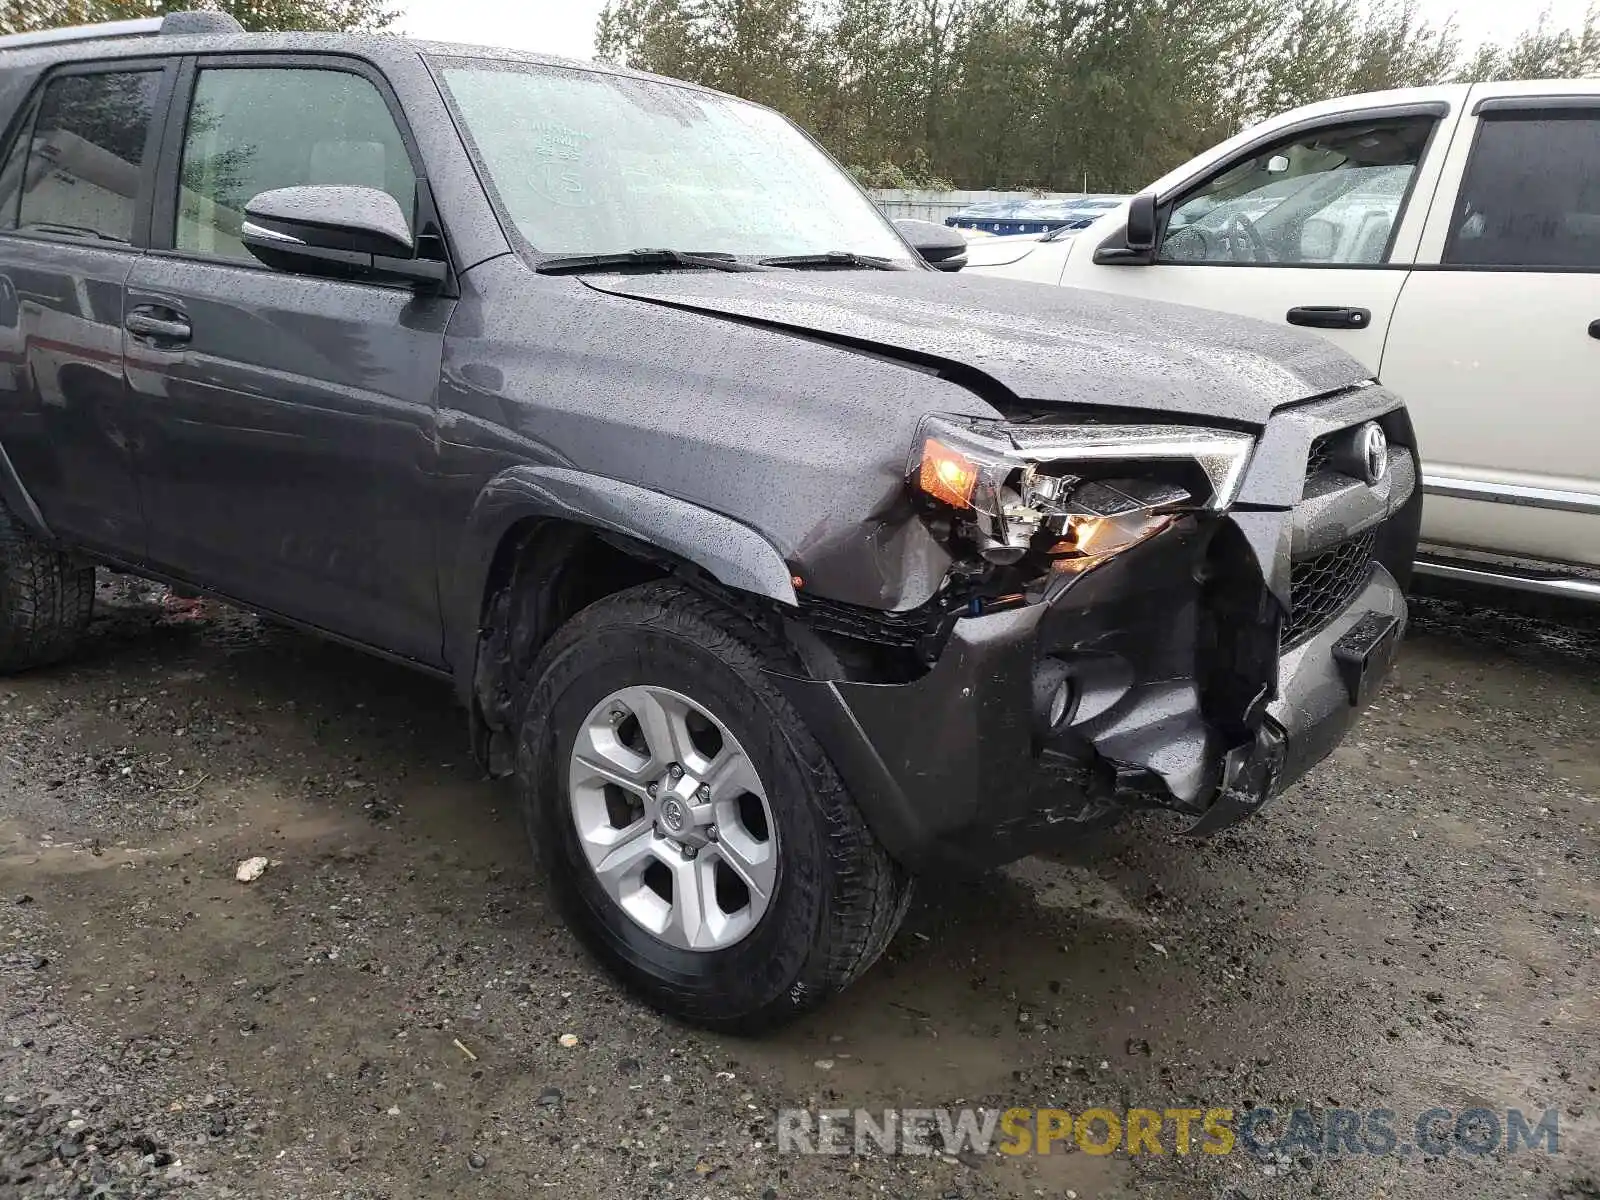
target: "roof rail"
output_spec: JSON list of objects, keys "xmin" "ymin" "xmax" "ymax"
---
[{"xmin": 0, "ymin": 10, "xmax": 242, "ymax": 53}]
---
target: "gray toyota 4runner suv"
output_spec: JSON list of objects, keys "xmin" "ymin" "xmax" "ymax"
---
[{"xmin": 0, "ymin": 13, "xmax": 1420, "ymax": 1030}]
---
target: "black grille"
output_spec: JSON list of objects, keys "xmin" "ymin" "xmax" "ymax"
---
[
  {"xmin": 1285, "ymin": 529, "xmax": 1377, "ymax": 646},
  {"xmin": 796, "ymin": 593, "xmax": 944, "ymax": 649},
  {"xmin": 1305, "ymin": 431, "xmax": 1335, "ymax": 478}
]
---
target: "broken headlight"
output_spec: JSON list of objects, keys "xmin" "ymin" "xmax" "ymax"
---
[{"xmin": 910, "ymin": 415, "xmax": 1255, "ymax": 574}]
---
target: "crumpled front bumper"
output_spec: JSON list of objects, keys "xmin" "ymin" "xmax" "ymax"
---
[
  {"xmin": 773, "ymin": 387, "xmax": 1420, "ymax": 873},
  {"xmin": 775, "ymin": 550, "xmax": 1402, "ymax": 872}
]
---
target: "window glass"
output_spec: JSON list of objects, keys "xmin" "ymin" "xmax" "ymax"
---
[
  {"xmin": 435, "ymin": 60, "xmax": 912, "ymax": 262},
  {"xmin": 177, "ymin": 67, "xmax": 415, "ymax": 261},
  {"xmin": 1446, "ymin": 115, "xmax": 1600, "ymax": 269},
  {"xmin": 0, "ymin": 97, "xmax": 40, "ymax": 230},
  {"xmin": 15, "ymin": 71, "xmax": 160, "ymax": 244},
  {"xmin": 1160, "ymin": 118, "xmax": 1433, "ymax": 266}
]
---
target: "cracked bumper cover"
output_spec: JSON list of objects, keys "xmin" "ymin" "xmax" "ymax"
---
[{"xmin": 773, "ymin": 521, "xmax": 1409, "ymax": 874}]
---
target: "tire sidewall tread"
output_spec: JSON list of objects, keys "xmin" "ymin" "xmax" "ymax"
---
[
  {"xmin": 0, "ymin": 507, "xmax": 93, "ymax": 673},
  {"xmin": 514, "ymin": 581, "xmax": 908, "ymax": 1032}
]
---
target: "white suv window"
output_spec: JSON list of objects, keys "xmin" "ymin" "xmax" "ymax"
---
[
  {"xmin": 1160, "ymin": 117, "xmax": 1434, "ymax": 266},
  {"xmin": 1446, "ymin": 111, "xmax": 1600, "ymax": 269}
]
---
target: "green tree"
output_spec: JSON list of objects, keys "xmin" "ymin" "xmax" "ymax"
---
[
  {"xmin": 596, "ymin": 0, "xmax": 1600, "ymax": 193},
  {"xmin": 598, "ymin": 0, "xmax": 814, "ymax": 114},
  {"xmin": 1456, "ymin": 6, "xmax": 1600, "ymax": 81},
  {"xmin": 0, "ymin": 0, "xmax": 398, "ymax": 36},
  {"xmin": 1255, "ymin": 0, "xmax": 1457, "ymax": 118}
]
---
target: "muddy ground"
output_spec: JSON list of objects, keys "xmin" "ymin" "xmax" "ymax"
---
[{"xmin": 0, "ymin": 578, "xmax": 1595, "ymax": 1200}]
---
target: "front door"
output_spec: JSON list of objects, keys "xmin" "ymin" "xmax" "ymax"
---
[
  {"xmin": 1382, "ymin": 91, "xmax": 1600, "ymax": 569},
  {"xmin": 125, "ymin": 56, "xmax": 454, "ymax": 662},
  {"xmin": 0, "ymin": 63, "xmax": 171, "ymax": 557},
  {"xmin": 1078, "ymin": 112, "xmax": 1448, "ymax": 376}
]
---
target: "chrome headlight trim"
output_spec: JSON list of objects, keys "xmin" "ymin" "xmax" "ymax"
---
[{"xmin": 1000, "ymin": 424, "xmax": 1257, "ymax": 511}]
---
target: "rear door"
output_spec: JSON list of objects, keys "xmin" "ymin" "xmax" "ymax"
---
[
  {"xmin": 1382, "ymin": 87, "xmax": 1600, "ymax": 569},
  {"xmin": 1070, "ymin": 104, "xmax": 1458, "ymax": 375},
  {"xmin": 126, "ymin": 54, "xmax": 455, "ymax": 662},
  {"xmin": 0, "ymin": 60, "xmax": 173, "ymax": 556}
]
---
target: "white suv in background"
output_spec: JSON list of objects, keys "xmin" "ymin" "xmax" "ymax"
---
[{"xmin": 968, "ymin": 80, "xmax": 1600, "ymax": 602}]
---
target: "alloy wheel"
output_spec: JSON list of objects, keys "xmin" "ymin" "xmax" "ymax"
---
[{"xmin": 567, "ymin": 685, "xmax": 779, "ymax": 950}]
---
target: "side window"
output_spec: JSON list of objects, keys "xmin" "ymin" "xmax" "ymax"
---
[
  {"xmin": 1159, "ymin": 117, "xmax": 1434, "ymax": 267},
  {"xmin": 12, "ymin": 71, "xmax": 160, "ymax": 244},
  {"xmin": 176, "ymin": 66, "xmax": 416, "ymax": 262},
  {"xmin": 1446, "ymin": 113, "xmax": 1600, "ymax": 269},
  {"xmin": 0, "ymin": 97, "xmax": 40, "ymax": 230}
]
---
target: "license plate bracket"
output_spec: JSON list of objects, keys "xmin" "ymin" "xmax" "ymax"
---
[{"xmin": 1331, "ymin": 611, "xmax": 1402, "ymax": 706}]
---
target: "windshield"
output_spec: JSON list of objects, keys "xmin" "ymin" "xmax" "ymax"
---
[{"xmin": 433, "ymin": 58, "xmax": 914, "ymax": 264}]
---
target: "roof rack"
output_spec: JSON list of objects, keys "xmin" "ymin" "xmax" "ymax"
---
[{"xmin": 0, "ymin": 10, "xmax": 242, "ymax": 52}]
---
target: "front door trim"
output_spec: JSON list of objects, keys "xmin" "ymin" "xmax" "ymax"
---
[{"xmin": 1422, "ymin": 475, "xmax": 1600, "ymax": 515}]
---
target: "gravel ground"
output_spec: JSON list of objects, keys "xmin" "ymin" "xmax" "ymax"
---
[{"xmin": 0, "ymin": 576, "xmax": 1595, "ymax": 1199}]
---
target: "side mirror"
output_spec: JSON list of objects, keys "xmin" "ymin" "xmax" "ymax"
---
[
  {"xmin": 241, "ymin": 186, "xmax": 445, "ymax": 285},
  {"xmin": 894, "ymin": 218, "xmax": 968, "ymax": 272},
  {"xmin": 1125, "ymin": 192, "xmax": 1158, "ymax": 252},
  {"xmin": 1266, "ymin": 154, "xmax": 1291, "ymax": 174}
]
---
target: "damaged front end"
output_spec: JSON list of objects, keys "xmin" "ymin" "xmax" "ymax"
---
[{"xmin": 773, "ymin": 386, "xmax": 1421, "ymax": 872}]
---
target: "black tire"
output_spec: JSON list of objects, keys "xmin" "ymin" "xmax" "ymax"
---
[
  {"xmin": 0, "ymin": 506, "xmax": 94, "ymax": 672},
  {"xmin": 515, "ymin": 581, "xmax": 911, "ymax": 1032}
]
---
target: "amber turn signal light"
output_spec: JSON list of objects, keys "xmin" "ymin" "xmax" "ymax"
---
[{"xmin": 917, "ymin": 438, "xmax": 979, "ymax": 509}]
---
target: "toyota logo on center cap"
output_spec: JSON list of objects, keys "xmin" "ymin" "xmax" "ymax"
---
[
  {"xmin": 660, "ymin": 798, "xmax": 685, "ymax": 832},
  {"xmin": 1358, "ymin": 422, "xmax": 1389, "ymax": 485}
]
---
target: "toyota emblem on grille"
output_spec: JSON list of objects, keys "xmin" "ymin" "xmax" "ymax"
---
[{"xmin": 1357, "ymin": 422, "xmax": 1388, "ymax": 485}]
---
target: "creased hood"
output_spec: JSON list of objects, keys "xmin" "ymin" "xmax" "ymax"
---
[{"xmin": 580, "ymin": 269, "xmax": 1370, "ymax": 427}]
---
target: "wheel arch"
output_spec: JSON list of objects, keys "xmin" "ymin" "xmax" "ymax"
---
[{"xmin": 448, "ymin": 466, "xmax": 799, "ymax": 772}]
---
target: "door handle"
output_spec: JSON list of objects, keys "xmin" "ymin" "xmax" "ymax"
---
[
  {"xmin": 1589, "ymin": 319, "xmax": 1600, "ymax": 340},
  {"xmin": 1286, "ymin": 306, "xmax": 1372, "ymax": 331},
  {"xmin": 125, "ymin": 308, "xmax": 192, "ymax": 343}
]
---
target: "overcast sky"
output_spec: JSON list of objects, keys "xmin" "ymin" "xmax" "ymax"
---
[{"xmin": 399, "ymin": 0, "xmax": 1594, "ymax": 63}]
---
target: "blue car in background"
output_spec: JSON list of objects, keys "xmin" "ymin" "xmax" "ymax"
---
[{"xmin": 946, "ymin": 194, "xmax": 1125, "ymax": 236}]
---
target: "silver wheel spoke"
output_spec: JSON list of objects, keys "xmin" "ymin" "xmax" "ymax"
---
[
  {"xmin": 664, "ymin": 854, "xmax": 714, "ymax": 949},
  {"xmin": 702, "ymin": 745, "xmax": 762, "ymax": 802},
  {"xmin": 587, "ymin": 818, "xmax": 656, "ymax": 891},
  {"xmin": 572, "ymin": 749, "xmax": 650, "ymax": 797},
  {"xmin": 713, "ymin": 825, "xmax": 776, "ymax": 903},
  {"xmin": 633, "ymin": 689, "xmax": 706, "ymax": 775},
  {"xmin": 570, "ymin": 719, "xmax": 652, "ymax": 797}
]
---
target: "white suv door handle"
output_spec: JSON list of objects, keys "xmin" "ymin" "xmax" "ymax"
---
[{"xmin": 1287, "ymin": 306, "xmax": 1371, "ymax": 331}]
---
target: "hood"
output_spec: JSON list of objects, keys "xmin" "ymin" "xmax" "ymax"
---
[
  {"xmin": 961, "ymin": 233, "xmax": 1050, "ymax": 267},
  {"xmin": 580, "ymin": 269, "xmax": 1369, "ymax": 427}
]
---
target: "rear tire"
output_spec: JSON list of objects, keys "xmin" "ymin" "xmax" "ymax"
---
[
  {"xmin": 0, "ymin": 507, "xmax": 94, "ymax": 672},
  {"xmin": 514, "ymin": 581, "xmax": 910, "ymax": 1032}
]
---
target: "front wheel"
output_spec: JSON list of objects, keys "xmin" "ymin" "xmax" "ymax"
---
[{"xmin": 514, "ymin": 582, "xmax": 910, "ymax": 1032}]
